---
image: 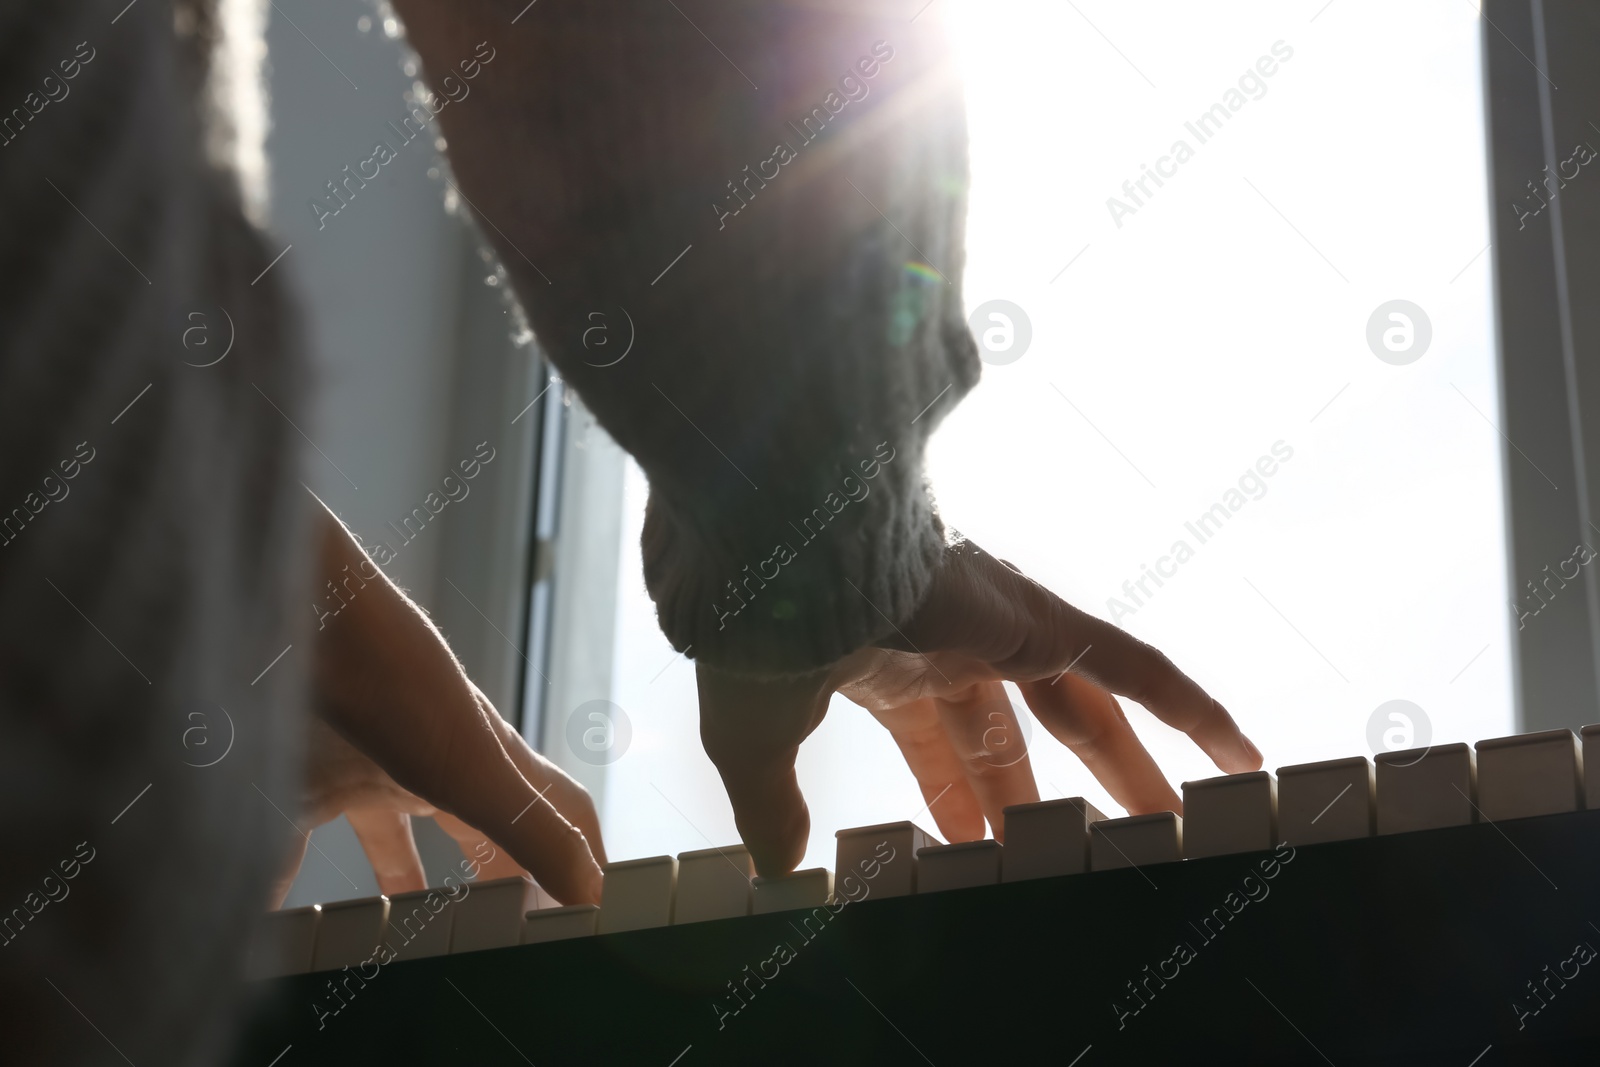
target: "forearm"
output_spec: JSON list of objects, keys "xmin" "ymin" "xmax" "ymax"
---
[{"xmin": 393, "ymin": 0, "xmax": 979, "ymax": 673}]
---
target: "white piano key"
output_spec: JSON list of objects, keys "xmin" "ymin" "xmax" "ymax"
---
[
  {"xmin": 1000, "ymin": 797, "xmax": 1104, "ymax": 883},
  {"xmin": 1583, "ymin": 724, "xmax": 1599, "ymax": 808},
  {"xmin": 1182, "ymin": 771, "xmax": 1277, "ymax": 859},
  {"xmin": 751, "ymin": 868, "xmax": 833, "ymax": 914},
  {"xmin": 915, "ymin": 840, "xmax": 1001, "ymax": 892},
  {"xmin": 1476, "ymin": 729, "xmax": 1583, "ymax": 821},
  {"xmin": 522, "ymin": 904, "xmax": 599, "ymax": 945},
  {"xmin": 384, "ymin": 888, "xmax": 455, "ymax": 962},
  {"xmin": 673, "ymin": 845, "xmax": 753, "ymax": 924},
  {"xmin": 1277, "ymin": 756, "xmax": 1374, "ymax": 846},
  {"xmin": 835, "ymin": 821, "xmax": 936, "ymax": 899},
  {"xmin": 1376, "ymin": 743, "xmax": 1476, "ymax": 834},
  {"xmin": 310, "ymin": 895, "xmax": 390, "ymax": 972},
  {"xmin": 451, "ymin": 876, "xmax": 552, "ymax": 954},
  {"xmin": 1090, "ymin": 812, "xmax": 1182, "ymax": 871},
  {"xmin": 244, "ymin": 904, "xmax": 320, "ymax": 980},
  {"xmin": 598, "ymin": 855, "xmax": 677, "ymax": 933}
]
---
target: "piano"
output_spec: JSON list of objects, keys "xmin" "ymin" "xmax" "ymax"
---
[{"xmin": 232, "ymin": 724, "xmax": 1600, "ymax": 1065}]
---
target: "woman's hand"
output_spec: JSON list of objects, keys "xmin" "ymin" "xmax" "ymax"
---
[
  {"xmin": 267, "ymin": 687, "xmax": 600, "ymax": 909},
  {"xmin": 697, "ymin": 536, "xmax": 1262, "ymax": 876},
  {"xmin": 288, "ymin": 502, "xmax": 606, "ymax": 907}
]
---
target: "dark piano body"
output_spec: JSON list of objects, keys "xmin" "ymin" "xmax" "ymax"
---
[{"xmin": 234, "ymin": 809, "xmax": 1600, "ymax": 1066}]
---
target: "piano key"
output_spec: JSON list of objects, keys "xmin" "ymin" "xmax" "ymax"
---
[
  {"xmin": 835, "ymin": 821, "xmax": 936, "ymax": 899},
  {"xmin": 1000, "ymin": 797, "xmax": 1104, "ymax": 882},
  {"xmin": 244, "ymin": 904, "xmax": 320, "ymax": 980},
  {"xmin": 451, "ymin": 876, "xmax": 553, "ymax": 954},
  {"xmin": 751, "ymin": 868, "xmax": 833, "ymax": 914},
  {"xmin": 1090, "ymin": 812, "xmax": 1182, "ymax": 871},
  {"xmin": 1277, "ymin": 756, "xmax": 1374, "ymax": 845},
  {"xmin": 384, "ymin": 888, "xmax": 455, "ymax": 962},
  {"xmin": 598, "ymin": 855, "xmax": 678, "ymax": 933},
  {"xmin": 673, "ymin": 845, "xmax": 753, "ymax": 924},
  {"xmin": 1182, "ymin": 771, "xmax": 1277, "ymax": 858},
  {"xmin": 916, "ymin": 840, "xmax": 1002, "ymax": 892},
  {"xmin": 1584, "ymin": 724, "xmax": 1599, "ymax": 808},
  {"xmin": 1475, "ymin": 729, "xmax": 1582, "ymax": 821},
  {"xmin": 310, "ymin": 895, "xmax": 390, "ymax": 972},
  {"xmin": 522, "ymin": 904, "xmax": 599, "ymax": 945},
  {"xmin": 1376, "ymin": 743, "xmax": 1476, "ymax": 834}
]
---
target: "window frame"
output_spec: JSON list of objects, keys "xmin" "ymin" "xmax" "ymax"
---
[{"xmin": 1482, "ymin": 0, "xmax": 1600, "ymax": 729}]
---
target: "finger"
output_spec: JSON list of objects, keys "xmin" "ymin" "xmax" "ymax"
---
[
  {"xmin": 697, "ymin": 664, "xmax": 830, "ymax": 877},
  {"xmin": 433, "ymin": 811, "xmax": 529, "ymax": 880},
  {"xmin": 931, "ymin": 681, "xmax": 1040, "ymax": 840},
  {"xmin": 962, "ymin": 551, "xmax": 1259, "ymax": 774},
  {"xmin": 347, "ymin": 807, "xmax": 428, "ymax": 896},
  {"xmin": 267, "ymin": 832, "xmax": 310, "ymax": 910},
  {"xmin": 1056, "ymin": 609, "xmax": 1259, "ymax": 774},
  {"xmin": 347, "ymin": 693, "xmax": 602, "ymax": 905},
  {"xmin": 450, "ymin": 752, "xmax": 603, "ymax": 906},
  {"xmin": 871, "ymin": 697, "xmax": 986, "ymax": 843},
  {"xmin": 480, "ymin": 690, "xmax": 607, "ymax": 865},
  {"xmin": 1019, "ymin": 672, "xmax": 1181, "ymax": 815}
]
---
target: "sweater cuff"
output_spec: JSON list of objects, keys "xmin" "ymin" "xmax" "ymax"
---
[{"xmin": 641, "ymin": 439, "xmax": 946, "ymax": 675}]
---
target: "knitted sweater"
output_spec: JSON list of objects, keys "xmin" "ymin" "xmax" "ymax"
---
[
  {"xmin": 0, "ymin": 3, "xmax": 312, "ymax": 1064},
  {"xmin": 392, "ymin": 0, "xmax": 980, "ymax": 674}
]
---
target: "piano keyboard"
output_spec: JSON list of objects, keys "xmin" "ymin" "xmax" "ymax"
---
[{"xmin": 235, "ymin": 724, "xmax": 1600, "ymax": 1064}]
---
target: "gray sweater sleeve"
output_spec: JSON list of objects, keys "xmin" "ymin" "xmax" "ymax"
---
[
  {"xmin": 0, "ymin": 3, "xmax": 312, "ymax": 1062},
  {"xmin": 412, "ymin": 0, "xmax": 980, "ymax": 675}
]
